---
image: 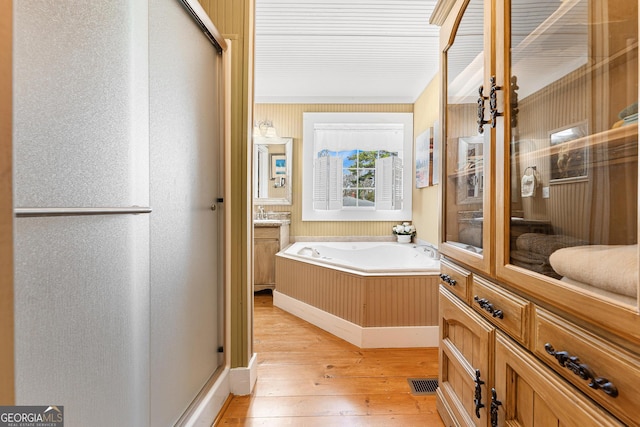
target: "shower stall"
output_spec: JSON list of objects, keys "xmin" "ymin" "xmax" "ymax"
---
[{"xmin": 12, "ymin": 1, "xmax": 228, "ymax": 425}]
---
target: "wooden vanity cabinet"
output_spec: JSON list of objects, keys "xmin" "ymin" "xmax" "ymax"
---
[
  {"xmin": 432, "ymin": 0, "xmax": 639, "ymax": 424},
  {"xmin": 440, "ymin": 284, "xmax": 622, "ymax": 427},
  {"xmin": 253, "ymin": 223, "xmax": 289, "ymax": 291}
]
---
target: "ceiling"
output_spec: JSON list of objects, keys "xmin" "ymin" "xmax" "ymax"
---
[{"xmin": 254, "ymin": 0, "xmax": 441, "ymax": 104}]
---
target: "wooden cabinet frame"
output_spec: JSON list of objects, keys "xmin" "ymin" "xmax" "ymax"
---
[{"xmin": 434, "ymin": 0, "xmax": 639, "ymax": 424}]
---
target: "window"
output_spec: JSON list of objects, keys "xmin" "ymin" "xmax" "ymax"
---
[{"xmin": 302, "ymin": 112, "xmax": 413, "ymax": 221}]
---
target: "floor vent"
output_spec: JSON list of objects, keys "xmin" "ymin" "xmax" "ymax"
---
[{"xmin": 408, "ymin": 378, "xmax": 438, "ymax": 395}]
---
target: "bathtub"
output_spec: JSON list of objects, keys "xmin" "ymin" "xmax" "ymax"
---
[
  {"xmin": 274, "ymin": 241, "xmax": 441, "ymax": 348},
  {"xmin": 278, "ymin": 241, "xmax": 440, "ymax": 275}
]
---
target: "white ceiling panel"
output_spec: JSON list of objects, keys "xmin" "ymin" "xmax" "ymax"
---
[{"xmin": 254, "ymin": 0, "xmax": 441, "ymax": 104}]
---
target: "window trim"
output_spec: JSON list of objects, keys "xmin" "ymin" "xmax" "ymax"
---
[{"xmin": 302, "ymin": 112, "xmax": 413, "ymax": 221}]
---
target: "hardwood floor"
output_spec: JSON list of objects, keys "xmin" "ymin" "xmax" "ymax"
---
[{"xmin": 215, "ymin": 291, "xmax": 445, "ymax": 426}]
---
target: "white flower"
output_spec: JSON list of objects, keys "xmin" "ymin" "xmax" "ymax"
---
[{"xmin": 393, "ymin": 222, "xmax": 416, "ymax": 235}]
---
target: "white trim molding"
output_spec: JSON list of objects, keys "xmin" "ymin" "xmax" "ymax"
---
[
  {"xmin": 177, "ymin": 369, "xmax": 230, "ymax": 427},
  {"xmin": 229, "ymin": 353, "xmax": 259, "ymax": 396},
  {"xmin": 273, "ymin": 291, "xmax": 439, "ymax": 348}
]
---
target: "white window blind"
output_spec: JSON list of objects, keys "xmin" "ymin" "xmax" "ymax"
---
[
  {"xmin": 314, "ymin": 124, "xmax": 404, "ymax": 152},
  {"xmin": 375, "ymin": 156, "xmax": 403, "ymax": 210},
  {"xmin": 302, "ymin": 112, "xmax": 413, "ymax": 221},
  {"xmin": 313, "ymin": 155, "xmax": 342, "ymax": 210}
]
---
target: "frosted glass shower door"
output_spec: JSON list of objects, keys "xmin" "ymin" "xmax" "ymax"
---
[
  {"xmin": 14, "ymin": 1, "xmax": 226, "ymax": 426},
  {"xmin": 13, "ymin": 2, "xmax": 150, "ymax": 426},
  {"xmin": 148, "ymin": 0, "xmax": 224, "ymax": 424}
]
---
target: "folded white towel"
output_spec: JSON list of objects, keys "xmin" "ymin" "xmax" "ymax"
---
[{"xmin": 549, "ymin": 244, "xmax": 637, "ymax": 298}]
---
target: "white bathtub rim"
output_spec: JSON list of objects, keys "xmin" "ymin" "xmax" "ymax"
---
[
  {"xmin": 276, "ymin": 252, "xmax": 440, "ymax": 277},
  {"xmin": 277, "ymin": 241, "xmax": 441, "ymax": 276},
  {"xmin": 273, "ymin": 290, "xmax": 439, "ymax": 348}
]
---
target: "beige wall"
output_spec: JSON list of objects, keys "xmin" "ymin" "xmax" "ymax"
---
[
  {"xmin": 0, "ymin": 0, "xmax": 14, "ymax": 404},
  {"xmin": 201, "ymin": 0, "xmax": 253, "ymax": 368},
  {"xmin": 254, "ymin": 88, "xmax": 441, "ymax": 244},
  {"xmin": 254, "ymin": 103, "xmax": 417, "ymax": 239},
  {"xmin": 412, "ymin": 76, "xmax": 441, "ymax": 245}
]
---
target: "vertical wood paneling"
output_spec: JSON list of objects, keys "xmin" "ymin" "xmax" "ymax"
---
[
  {"xmin": 516, "ymin": 60, "xmax": 637, "ymax": 244},
  {"xmin": 363, "ymin": 277, "xmax": 439, "ymax": 327},
  {"xmin": 549, "ymin": 181, "xmax": 590, "ymax": 237},
  {"xmin": 275, "ymin": 256, "xmax": 439, "ymax": 328},
  {"xmin": 517, "ymin": 68, "xmax": 592, "ymax": 239},
  {"xmin": 255, "ymin": 104, "xmax": 413, "ymax": 239}
]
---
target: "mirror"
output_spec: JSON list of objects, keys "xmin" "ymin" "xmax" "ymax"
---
[{"xmin": 253, "ymin": 136, "xmax": 292, "ymax": 205}]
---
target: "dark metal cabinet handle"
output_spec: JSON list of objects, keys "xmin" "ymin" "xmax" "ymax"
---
[
  {"xmin": 489, "ymin": 76, "xmax": 503, "ymax": 128},
  {"xmin": 474, "ymin": 295, "xmax": 504, "ymax": 319},
  {"xmin": 477, "ymin": 76, "xmax": 504, "ymax": 133},
  {"xmin": 490, "ymin": 388, "xmax": 502, "ymax": 427},
  {"xmin": 510, "ymin": 75, "xmax": 519, "ymax": 128},
  {"xmin": 477, "ymin": 85, "xmax": 490, "ymax": 134},
  {"xmin": 545, "ymin": 343, "xmax": 618, "ymax": 398},
  {"xmin": 439, "ymin": 273, "xmax": 457, "ymax": 286},
  {"xmin": 474, "ymin": 369, "xmax": 485, "ymax": 418}
]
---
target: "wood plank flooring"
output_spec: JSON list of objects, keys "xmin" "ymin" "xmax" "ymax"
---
[{"xmin": 215, "ymin": 291, "xmax": 445, "ymax": 426}]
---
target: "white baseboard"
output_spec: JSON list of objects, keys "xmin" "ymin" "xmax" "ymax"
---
[
  {"xmin": 179, "ymin": 368, "xmax": 230, "ymax": 427},
  {"xmin": 273, "ymin": 290, "xmax": 438, "ymax": 348},
  {"xmin": 229, "ymin": 352, "xmax": 258, "ymax": 395},
  {"xmin": 179, "ymin": 353, "xmax": 258, "ymax": 426}
]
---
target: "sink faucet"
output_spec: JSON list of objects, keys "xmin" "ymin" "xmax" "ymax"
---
[{"xmin": 257, "ymin": 206, "xmax": 265, "ymax": 219}]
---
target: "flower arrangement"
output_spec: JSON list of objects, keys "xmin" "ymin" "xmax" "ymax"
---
[{"xmin": 392, "ymin": 222, "xmax": 416, "ymax": 236}]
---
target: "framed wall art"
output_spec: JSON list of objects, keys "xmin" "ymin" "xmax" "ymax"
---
[
  {"xmin": 549, "ymin": 121, "xmax": 588, "ymax": 184},
  {"xmin": 415, "ymin": 127, "xmax": 432, "ymax": 188},
  {"xmin": 271, "ymin": 154, "xmax": 287, "ymax": 179}
]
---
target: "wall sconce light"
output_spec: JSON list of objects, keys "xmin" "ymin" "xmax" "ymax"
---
[{"xmin": 254, "ymin": 120, "xmax": 279, "ymax": 138}]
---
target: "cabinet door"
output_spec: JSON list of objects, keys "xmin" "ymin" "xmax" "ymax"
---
[
  {"xmin": 494, "ymin": 332, "xmax": 623, "ymax": 427},
  {"xmin": 495, "ymin": 0, "xmax": 640, "ymax": 342},
  {"xmin": 438, "ymin": 287, "xmax": 493, "ymax": 426},
  {"xmin": 438, "ymin": 0, "xmax": 495, "ymax": 275},
  {"xmin": 254, "ymin": 238, "xmax": 280, "ymax": 285}
]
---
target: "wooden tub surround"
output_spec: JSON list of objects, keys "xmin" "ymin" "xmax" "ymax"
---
[{"xmin": 274, "ymin": 255, "xmax": 440, "ymax": 348}]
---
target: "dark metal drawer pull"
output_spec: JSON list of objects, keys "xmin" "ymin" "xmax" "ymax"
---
[
  {"xmin": 544, "ymin": 343, "xmax": 618, "ymax": 398},
  {"xmin": 439, "ymin": 273, "xmax": 456, "ymax": 286},
  {"xmin": 474, "ymin": 295, "xmax": 504, "ymax": 319}
]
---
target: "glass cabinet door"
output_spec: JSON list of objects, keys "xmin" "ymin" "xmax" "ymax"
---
[
  {"xmin": 498, "ymin": 0, "xmax": 639, "ymax": 340},
  {"xmin": 441, "ymin": 0, "xmax": 493, "ymax": 273}
]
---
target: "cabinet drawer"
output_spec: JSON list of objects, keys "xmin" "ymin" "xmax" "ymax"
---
[
  {"xmin": 254, "ymin": 226, "xmax": 280, "ymax": 239},
  {"xmin": 471, "ymin": 277, "xmax": 530, "ymax": 346},
  {"xmin": 533, "ymin": 307, "xmax": 640, "ymax": 426},
  {"xmin": 496, "ymin": 332, "xmax": 623, "ymax": 427},
  {"xmin": 439, "ymin": 258, "xmax": 471, "ymax": 302}
]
